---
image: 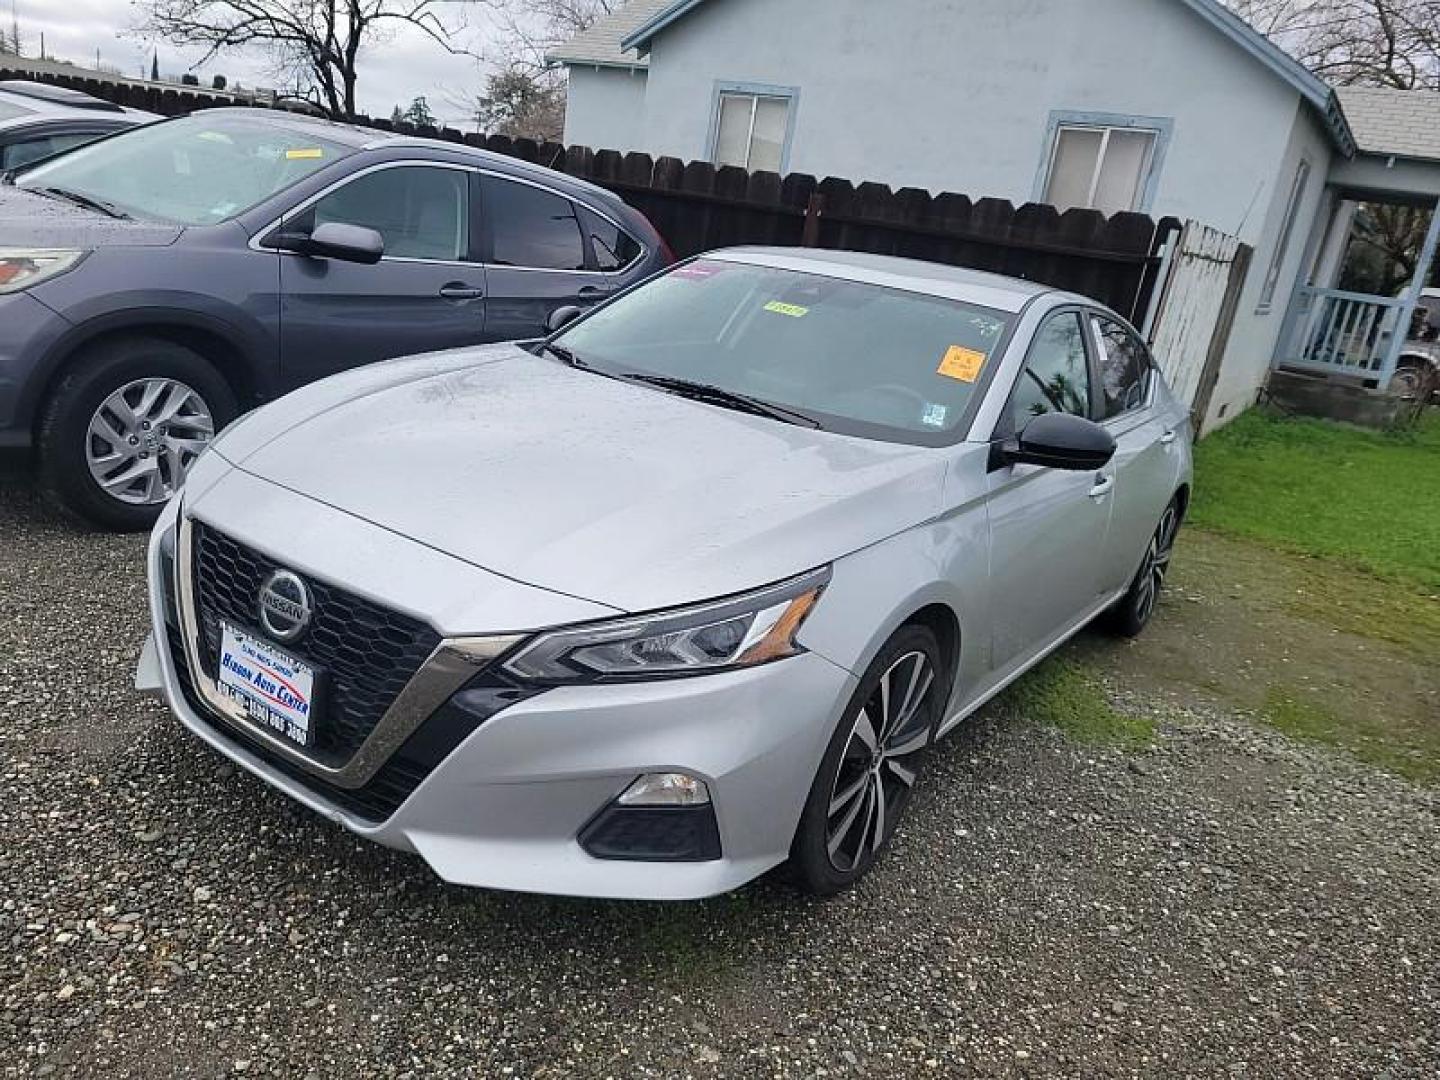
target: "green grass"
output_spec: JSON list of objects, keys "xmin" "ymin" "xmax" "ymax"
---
[
  {"xmin": 1189, "ymin": 410, "xmax": 1440, "ymax": 592},
  {"xmin": 997, "ymin": 658, "xmax": 1154, "ymax": 748},
  {"xmin": 1261, "ymin": 685, "xmax": 1440, "ymax": 784}
]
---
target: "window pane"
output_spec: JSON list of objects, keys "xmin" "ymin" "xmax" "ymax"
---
[
  {"xmin": 1093, "ymin": 129, "xmax": 1154, "ymax": 215},
  {"xmin": 714, "ymin": 94, "xmax": 753, "ymax": 168},
  {"xmin": 1045, "ymin": 127, "xmax": 1103, "ymax": 212},
  {"xmin": 1091, "ymin": 316, "xmax": 1151, "ymax": 417},
  {"xmin": 579, "ymin": 206, "xmax": 641, "ymax": 272},
  {"xmin": 485, "ymin": 178, "xmax": 586, "ymax": 270},
  {"xmin": 311, "ymin": 166, "xmax": 468, "ymax": 261},
  {"xmin": 1010, "ymin": 313, "xmax": 1091, "ymax": 427},
  {"xmin": 749, "ymin": 97, "xmax": 788, "ymax": 172}
]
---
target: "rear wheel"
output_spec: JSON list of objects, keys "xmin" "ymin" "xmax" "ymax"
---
[
  {"xmin": 1105, "ymin": 496, "xmax": 1182, "ymax": 637},
  {"xmin": 37, "ymin": 337, "xmax": 236, "ymax": 531},
  {"xmin": 789, "ymin": 625, "xmax": 945, "ymax": 896}
]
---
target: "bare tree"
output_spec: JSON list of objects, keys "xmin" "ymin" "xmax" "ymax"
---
[
  {"xmin": 137, "ymin": 0, "xmax": 480, "ymax": 119},
  {"xmin": 1228, "ymin": 0, "xmax": 1440, "ymax": 89}
]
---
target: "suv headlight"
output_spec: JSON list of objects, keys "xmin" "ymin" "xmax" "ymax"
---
[
  {"xmin": 503, "ymin": 568, "xmax": 830, "ymax": 684},
  {"xmin": 0, "ymin": 248, "xmax": 87, "ymax": 293}
]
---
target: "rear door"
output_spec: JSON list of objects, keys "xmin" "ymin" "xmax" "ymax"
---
[
  {"xmin": 274, "ymin": 162, "xmax": 487, "ymax": 388},
  {"xmin": 984, "ymin": 309, "xmax": 1116, "ymax": 671},
  {"xmin": 1087, "ymin": 313, "xmax": 1177, "ymax": 595},
  {"xmin": 479, "ymin": 175, "xmax": 618, "ymax": 340}
]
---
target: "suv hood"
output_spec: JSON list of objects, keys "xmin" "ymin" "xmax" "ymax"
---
[
  {"xmin": 0, "ymin": 185, "xmax": 182, "ymax": 247},
  {"xmin": 219, "ymin": 345, "xmax": 947, "ymax": 613}
]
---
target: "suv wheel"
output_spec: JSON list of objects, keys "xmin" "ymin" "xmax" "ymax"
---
[
  {"xmin": 789, "ymin": 625, "xmax": 944, "ymax": 896},
  {"xmin": 38, "ymin": 336, "xmax": 237, "ymax": 531}
]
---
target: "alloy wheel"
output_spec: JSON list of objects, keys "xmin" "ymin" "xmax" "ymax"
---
[
  {"xmin": 1133, "ymin": 503, "xmax": 1179, "ymax": 625},
  {"xmin": 824, "ymin": 650, "xmax": 936, "ymax": 872},
  {"xmin": 86, "ymin": 378, "xmax": 215, "ymax": 506}
]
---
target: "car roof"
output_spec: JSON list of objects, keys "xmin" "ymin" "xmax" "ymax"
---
[
  {"xmin": 188, "ymin": 108, "xmax": 635, "ymax": 213},
  {"xmin": 0, "ymin": 81, "xmax": 152, "ymax": 125},
  {"xmin": 707, "ymin": 247, "xmax": 1061, "ymax": 314}
]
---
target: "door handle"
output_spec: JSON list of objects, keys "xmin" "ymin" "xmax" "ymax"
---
[
  {"xmin": 576, "ymin": 285, "xmax": 608, "ymax": 300},
  {"xmin": 1089, "ymin": 473, "xmax": 1115, "ymax": 499},
  {"xmin": 438, "ymin": 283, "xmax": 485, "ymax": 300},
  {"xmin": 1159, "ymin": 429, "xmax": 1178, "ymax": 445}
]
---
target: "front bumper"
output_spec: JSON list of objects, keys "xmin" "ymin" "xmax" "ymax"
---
[{"xmin": 142, "ymin": 498, "xmax": 857, "ymax": 900}]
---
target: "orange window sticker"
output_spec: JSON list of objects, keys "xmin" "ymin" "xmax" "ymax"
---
[
  {"xmin": 937, "ymin": 345, "xmax": 987, "ymax": 383},
  {"xmin": 286, "ymin": 148, "xmax": 324, "ymax": 160}
]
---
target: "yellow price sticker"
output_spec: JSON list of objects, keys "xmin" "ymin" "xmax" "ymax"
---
[
  {"xmin": 763, "ymin": 301, "xmax": 809, "ymax": 318},
  {"xmin": 937, "ymin": 345, "xmax": 987, "ymax": 383},
  {"xmin": 286, "ymin": 148, "xmax": 325, "ymax": 160}
]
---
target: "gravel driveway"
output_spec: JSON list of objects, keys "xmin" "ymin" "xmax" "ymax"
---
[{"xmin": 2, "ymin": 459, "xmax": 1437, "ymax": 1078}]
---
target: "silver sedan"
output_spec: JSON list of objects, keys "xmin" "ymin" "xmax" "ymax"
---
[{"xmin": 137, "ymin": 248, "xmax": 1193, "ymax": 900}]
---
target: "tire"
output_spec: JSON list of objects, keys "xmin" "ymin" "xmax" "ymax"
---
[
  {"xmin": 789, "ymin": 624, "xmax": 945, "ymax": 896},
  {"xmin": 37, "ymin": 336, "xmax": 237, "ymax": 532},
  {"xmin": 1104, "ymin": 496, "xmax": 1183, "ymax": 638}
]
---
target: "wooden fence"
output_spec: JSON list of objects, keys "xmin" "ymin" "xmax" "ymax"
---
[{"xmin": 4, "ymin": 65, "xmax": 1180, "ymax": 320}]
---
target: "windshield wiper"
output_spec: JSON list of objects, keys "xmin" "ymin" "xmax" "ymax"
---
[
  {"xmin": 626, "ymin": 374, "xmax": 821, "ymax": 428},
  {"xmin": 34, "ymin": 186, "xmax": 130, "ymax": 220}
]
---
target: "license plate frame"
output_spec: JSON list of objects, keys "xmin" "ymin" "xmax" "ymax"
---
[{"xmin": 215, "ymin": 620, "xmax": 321, "ymax": 748}]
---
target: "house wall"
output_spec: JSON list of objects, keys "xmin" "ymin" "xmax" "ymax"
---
[
  {"xmin": 617, "ymin": 0, "xmax": 1307, "ymax": 244},
  {"xmin": 1203, "ymin": 102, "xmax": 1335, "ymax": 431},
  {"xmin": 562, "ymin": 66, "xmax": 649, "ymax": 153}
]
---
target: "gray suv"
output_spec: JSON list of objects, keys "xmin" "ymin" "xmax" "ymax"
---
[{"xmin": 0, "ymin": 109, "xmax": 671, "ymax": 529}]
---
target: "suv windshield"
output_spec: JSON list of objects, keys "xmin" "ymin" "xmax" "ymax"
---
[
  {"xmin": 555, "ymin": 259, "xmax": 1013, "ymax": 444},
  {"xmin": 16, "ymin": 116, "xmax": 353, "ymax": 225}
]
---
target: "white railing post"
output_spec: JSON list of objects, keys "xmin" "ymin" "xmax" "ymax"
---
[{"xmin": 1378, "ymin": 195, "xmax": 1440, "ymax": 391}]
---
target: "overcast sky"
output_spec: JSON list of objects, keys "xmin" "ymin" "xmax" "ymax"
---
[{"xmin": 10, "ymin": 0, "xmax": 504, "ymax": 127}]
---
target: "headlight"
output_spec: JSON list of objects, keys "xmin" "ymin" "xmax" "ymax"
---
[
  {"xmin": 503, "ymin": 568, "xmax": 830, "ymax": 684},
  {"xmin": 0, "ymin": 248, "xmax": 87, "ymax": 293}
]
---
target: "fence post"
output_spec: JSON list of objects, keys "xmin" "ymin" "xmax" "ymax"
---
[{"xmin": 801, "ymin": 194, "xmax": 826, "ymax": 247}]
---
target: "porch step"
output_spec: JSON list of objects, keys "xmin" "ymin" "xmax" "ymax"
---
[{"xmin": 1265, "ymin": 369, "xmax": 1406, "ymax": 428}]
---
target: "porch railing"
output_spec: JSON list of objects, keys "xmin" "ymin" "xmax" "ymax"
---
[{"xmin": 1278, "ymin": 286, "xmax": 1404, "ymax": 379}]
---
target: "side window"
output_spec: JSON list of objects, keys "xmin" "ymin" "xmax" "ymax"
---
[
  {"xmin": 1, "ymin": 132, "xmax": 95, "ymax": 169},
  {"xmin": 579, "ymin": 206, "xmax": 642, "ymax": 272},
  {"xmin": 484, "ymin": 177, "xmax": 586, "ymax": 270},
  {"xmin": 307, "ymin": 166, "xmax": 469, "ymax": 261},
  {"xmin": 1090, "ymin": 316, "xmax": 1152, "ymax": 418},
  {"xmin": 1007, "ymin": 312, "xmax": 1092, "ymax": 431}
]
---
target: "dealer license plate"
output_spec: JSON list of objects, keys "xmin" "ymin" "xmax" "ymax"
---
[{"xmin": 216, "ymin": 620, "xmax": 317, "ymax": 747}]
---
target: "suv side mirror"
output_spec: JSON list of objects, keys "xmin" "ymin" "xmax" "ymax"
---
[
  {"xmin": 1005, "ymin": 412, "xmax": 1116, "ymax": 471},
  {"xmin": 276, "ymin": 222, "xmax": 384, "ymax": 265},
  {"xmin": 545, "ymin": 305, "xmax": 584, "ymax": 334}
]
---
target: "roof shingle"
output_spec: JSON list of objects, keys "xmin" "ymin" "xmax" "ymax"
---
[
  {"xmin": 1338, "ymin": 86, "xmax": 1440, "ymax": 161},
  {"xmin": 547, "ymin": 0, "xmax": 673, "ymax": 69}
]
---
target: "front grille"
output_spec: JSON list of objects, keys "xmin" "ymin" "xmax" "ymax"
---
[{"xmin": 191, "ymin": 524, "xmax": 442, "ymax": 763}]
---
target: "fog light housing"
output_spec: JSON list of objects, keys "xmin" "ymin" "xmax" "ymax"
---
[
  {"xmin": 580, "ymin": 774, "xmax": 721, "ymax": 862},
  {"xmin": 618, "ymin": 772, "xmax": 711, "ymax": 807}
]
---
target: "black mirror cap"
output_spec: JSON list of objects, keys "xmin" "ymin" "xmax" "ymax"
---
[
  {"xmin": 545, "ymin": 305, "xmax": 584, "ymax": 334},
  {"xmin": 1007, "ymin": 412, "xmax": 1117, "ymax": 471},
  {"xmin": 303, "ymin": 222, "xmax": 385, "ymax": 265}
]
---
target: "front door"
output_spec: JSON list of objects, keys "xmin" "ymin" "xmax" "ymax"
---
[
  {"xmin": 479, "ymin": 174, "xmax": 613, "ymax": 341},
  {"xmin": 276, "ymin": 163, "xmax": 487, "ymax": 389},
  {"xmin": 985, "ymin": 310, "xmax": 1115, "ymax": 671}
]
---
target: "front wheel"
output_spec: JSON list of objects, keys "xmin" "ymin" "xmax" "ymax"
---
[
  {"xmin": 1105, "ymin": 496, "xmax": 1182, "ymax": 637},
  {"xmin": 789, "ymin": 625, "xmax": 945, "ymax": 896},
  {"xmin": 37, "ymin": 336, "xmax": 237, "ymax": 531}
]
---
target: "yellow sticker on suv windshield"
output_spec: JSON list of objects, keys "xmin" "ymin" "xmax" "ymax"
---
[
  {"xmin": 937, "ymin": 345, "xmax": 987, "ymax": 383},
  {"xmin": 286, "ymin": 148, "xmax": 324, "ymax": 160},
  {"xmin": 763, "ymin": 301, "xmax": 809, "ymax": 318}
]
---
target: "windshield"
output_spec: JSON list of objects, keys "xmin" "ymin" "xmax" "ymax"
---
[
  {"xmin": 16, "ymin": 116, "xmax": 354, "ymax": 225},
  {"xmin": 555, "ymin": 259, "xmax": 1013, "ymax": 444}
]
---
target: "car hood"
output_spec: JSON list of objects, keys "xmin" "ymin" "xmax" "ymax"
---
[
  {"xmin": 220, "ymin": 345, "xmax": 948, "ymax": 613},
  {"xmin": 0, "ymin": 184, "xmax": 182, "ymax": 247}
]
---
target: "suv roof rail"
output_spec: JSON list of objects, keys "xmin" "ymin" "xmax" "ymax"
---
[{"xmin": 0, "ymin": 80, "xmax": 125, "ymax": 113}]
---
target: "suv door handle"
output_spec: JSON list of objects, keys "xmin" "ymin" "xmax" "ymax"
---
[
  {"xmin": 1089, "ymin": 474, "xmax": 1115, "ymax": 499},
  {"xmin": 438, "ymin": 283, "xmax": 485, "ymax": 300},
  {"xmin": 576, "ymin": 285, "xmax": 608, "ymax": 300}
]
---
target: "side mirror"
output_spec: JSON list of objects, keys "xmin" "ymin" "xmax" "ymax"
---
[
  {"xmin": 545, "ymin": 305, "xmax": 584, "ymax": 334},
  {"xmin": 277, "ymin": 222, "xmax": 384, "ymax": 265},
  {"xmin": 1005, "ymin": 412, "xmax": 1116, "ymax": 471}
]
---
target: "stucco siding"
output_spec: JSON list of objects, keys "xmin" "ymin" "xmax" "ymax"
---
[
  {"xmin": 1204, "ymin": 102, "xmax": 1335, "ymax": 430},
  {"xmin": 563, "ymin": 66, "xmax": 649, "ymax": 153},
  {"xmin": 621, "ymin": 0, "xmax": 1305, "ymax": 243}
]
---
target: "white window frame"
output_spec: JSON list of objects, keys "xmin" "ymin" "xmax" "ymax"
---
[
  {"xmin": 706, "ymin": 81, "xmax": 799, "ymax": 173},
  {"xmin": 1033, "ymin": 110, "xmax": 1173, "ymax": 215},
  {"xmin": 1257, "ymin": 158, "xmax": 1312, "ymax": 313}
]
